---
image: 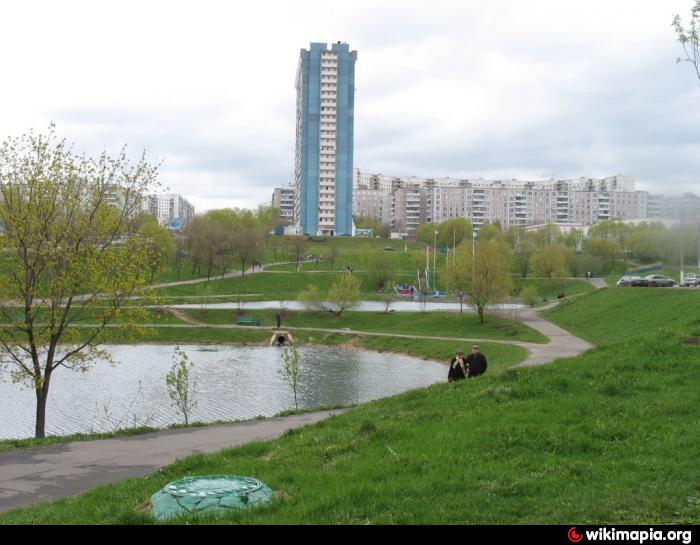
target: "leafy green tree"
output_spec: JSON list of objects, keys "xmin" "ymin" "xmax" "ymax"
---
[
  {"xmin": 531, "ymin": 224, "xmax": 563, "ymax": 248},
  {"xmin": 673, "ymin": 1, "xmax": 700, "ymax": 82},
  {"xmin": 415, "ymin": 223, "xmax": 438, "ymax": 245},
  {"xmin": 477, "ymin": 222, "xmax": 505, "ymax": 243},
  {"xmin": 442, "ymin": 239, "xmax": 513, "ymax": 324},
  {"xmin": 166, "ymin": 346, "xmax": 198, "ymax": 425},
  {"xmin": 531, "ymin": 244, "xmax": 570, "ymax": 279},
  {"xmin": 437, "ymin": 218, "xmax": 472, "ymax": 248},
  {"xmin": 367, "ymin": 250, "xmax": 396, "ymax": 288},
  {"xmin": 505, "ymin": 226, "xmax": 536, "ymax": 278},
  {"xmin": 183, "ymin": 215, "xmax": 228, "ymax": 280},
  {"xmin": 0, "ymin": 126, "xmax": 160, "ymax": 438},
  {"xmin": 279, "ymin": 344, "xmax": 303, "ymax": 410},
  {"xmin": 298, "ymin": 272, "xmax": 361, "ymax": 317},
  {"xmin": 138, "ymin": 215, "xmax": 176, "ymax": 281}
]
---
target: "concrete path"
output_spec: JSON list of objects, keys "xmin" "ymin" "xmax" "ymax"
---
[
  {"xmin": 586, "ymin": 277, "xmax": 608, "ymax": 289},
  {"xmin": 512, "ymin": 307, "xmax": 593, "ymax": 367},
  {"xmin": 0, "ymin": 409, "xmax": 348, "ymax": 514},
  {"xmin": 0, "ymin": 272, "xmax": 600, "ymax": 515}
]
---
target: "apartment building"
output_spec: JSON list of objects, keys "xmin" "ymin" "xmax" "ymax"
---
[
  {"xmin": 294, "ymin": 42, "xmax": 357, "ymax": 236},
  {"xmin": 352, "ymin": 168, "xmax": 648, "ymax": 233},
  {"xmin": 271, "ymin": 186, "xmax": 295, "ymax": 225},
  {"xmin": 142, "ymin": 193, "xmax": 195, "ymax": 228}
]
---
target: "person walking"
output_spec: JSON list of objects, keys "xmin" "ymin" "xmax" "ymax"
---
[
  {"xmin": 448, "ymin": 351, "xmax": 469, "ymax": 382},
  {"xmin": 275, "ymin": 311, "xmax": 282, "ymax": 329},
  {"xmin": 465, "ymin": 345, "xmax": 488, "ymax": 377}
]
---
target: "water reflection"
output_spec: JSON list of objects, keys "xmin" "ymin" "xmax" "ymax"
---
[{"xmin": 0, "ymin": 345, "xmax": 444, "ymax": 440}]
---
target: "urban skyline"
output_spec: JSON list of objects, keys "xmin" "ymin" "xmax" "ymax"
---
[{"xmin": 1, "ymin": 1, "xmax": 699, "ymax": 213}]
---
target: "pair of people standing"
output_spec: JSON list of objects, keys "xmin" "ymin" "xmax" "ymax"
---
[{"xmin": 448, "ymin": 345, "xmax": 487, "ymax": 382}]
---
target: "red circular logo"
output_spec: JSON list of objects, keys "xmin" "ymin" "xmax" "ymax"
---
[{"xmin": 568, "ymin": 527, "xmax": 583, "ymax": 543}]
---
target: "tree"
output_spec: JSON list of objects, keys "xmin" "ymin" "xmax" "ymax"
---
[
  {"xmin": 477, "ymin": 222, "xmax": 505, "ymax": 243},
  {"xmin": 328, "ymin": 240, "xmax": 340, "ymax": 270},
  {"xmin": 232, "ymin": 227, "xmax": 263, "ymax": 276},
  {"xmin": 442, "ymin": 239, "xmax": 513, "ymax": 324},
  {"xmin": 366, "ymin": 249, "xmax": 396, "ymax": 288},
  {"xmin": 183, "ymin": 215, "xmax": 228, "ymax": 280},
  {"xmin": 166, "ymin": 346, "xmax": 198, "ymax": 425},
  {"xmin": 0, "ymin": 126, "xmax": 159, "ymax": 438},
  {"xmin": 531, "ymin": 224, "xmax": 563, "ymax": 248},
  {"xmin": 437, "ymin": 218, "xmax": 472, "ymax": 249},
  {"xmin": 279, "ymin": 344, "xmax": 303, "ymax": 410},
  {"xmin": 673, "ymin": 1, "xmax": 700, "ymax": 83},
  {"xmin": 415, "ymin": 223, "xmax": 438, "ymax": 245},
  {"xmin": 506, "ymin": 226, "xmax": 536, "ymax": 278},
  {"xmin": 380, "ymin": 280, "xmax": 396, "ymax": 313},
  {"xmin": 298, "ymin": 272, "xmax": 361, "ymax": 317},
  {"xmin": 531, "ymin": 244, "xmax": 570, "ymax": 279},
  {"xmin": 138, "ymin": 215, "xmax": 176, "ymax": 282},
  {"xmin": 289, "ymin": 235, "xmax": 307, "ymax": 270}
]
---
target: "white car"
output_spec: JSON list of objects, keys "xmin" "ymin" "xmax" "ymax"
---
[{"xmin": 683, "ymin": 273, "xmax": 700, "ymax": 287}]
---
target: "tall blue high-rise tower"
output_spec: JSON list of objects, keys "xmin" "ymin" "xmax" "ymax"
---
[{"xmin": 294, "ymin": 42, "xmax": 356, "ymax": 236}]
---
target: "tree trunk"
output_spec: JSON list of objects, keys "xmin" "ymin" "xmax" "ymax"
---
[
  {"xmin": 478, "ymin": 305, "xmax": 485, "ymax": 324},
  {"xmin": 35, "ymin": 380, "xmax": 51, "ymax": 439}
]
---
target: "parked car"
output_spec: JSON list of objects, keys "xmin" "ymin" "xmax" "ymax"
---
[
  {"xmin": 682, "ymin": 273, "xmax": 700, "ymax": 287},
  {"xmin": 616, "ymin": 275, "xmax": 643, "ymax": 287},
  {"xmin": 642, "ymin": 274, "xmax": 675, "ymax": 287}
]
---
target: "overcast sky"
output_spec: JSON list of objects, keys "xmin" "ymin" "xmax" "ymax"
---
[{"xmin": 1, "ymin": 0, "xmax": 699, "ymax": 212}]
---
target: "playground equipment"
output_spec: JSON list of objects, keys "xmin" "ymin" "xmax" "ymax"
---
[{"xmin": 395, "ymin": 284, "xmax": 418, "ymax": 297}]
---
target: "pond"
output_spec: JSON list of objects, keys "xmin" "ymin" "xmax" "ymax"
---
[
  {"xmin": 169, "ymin": 301, "xmax": 528, "ymax": 312},
  {"xmin": 0, "ymin": 345, "xmax": 445, "ymax": 440}
]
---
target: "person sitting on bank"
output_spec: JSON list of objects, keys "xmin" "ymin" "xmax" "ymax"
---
[
  {"xmin": 448, "ymin": 351, "xmax": 469, "ymax": 382},
  {"xmin": 465, "ymin": 344, "xmax": 488, "ymax": 377}
]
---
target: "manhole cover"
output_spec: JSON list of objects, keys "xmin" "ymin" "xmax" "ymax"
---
[{"xmin": 151, "ymin": 475, "xmax": 273, "ymax": 520}]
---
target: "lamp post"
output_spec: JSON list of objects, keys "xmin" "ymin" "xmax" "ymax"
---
[
  {"xmin": 433, "ymin": 230, "xmax": 438, "ymax": 292},
  {"xmin": 472, "ymin": 229, "xmax": 477, "ymax": 280}
]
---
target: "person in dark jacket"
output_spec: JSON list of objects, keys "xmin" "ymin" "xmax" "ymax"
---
[
  {"xmin": 465, "ymin": 345, "xmax": 487, "ymax": 377},
  {"xmin": 448, "ymin": 351, "xmax": 468, "ymax": 382}
]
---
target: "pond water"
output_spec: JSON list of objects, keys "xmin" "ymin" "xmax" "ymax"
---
[
  {"xmin": 169, "ymin": 301, "xmax": 527, "ymax": 312},
  {"xmin": 0, "ymin": 345, "xmax": 445, "ymax": 440}
]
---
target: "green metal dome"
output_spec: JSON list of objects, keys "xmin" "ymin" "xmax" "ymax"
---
[{"xmin": 151, "ymin": 475, "xmax": 273, "ymax": 520}]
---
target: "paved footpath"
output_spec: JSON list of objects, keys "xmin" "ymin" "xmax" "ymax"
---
[
  {"xmin": 0, "ymin": 409, "xmax": 347, "ymax": 514},
  {"xmin": 0, "ymin": 274, "xmax": 600, "ymax": 515}
]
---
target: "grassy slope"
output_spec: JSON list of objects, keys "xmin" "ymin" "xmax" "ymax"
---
[
  {"xmin": 543, "ymin": 288, "xmax": 700, "ymax": 345},
  {"xmin": 2, "ymin": 288, "xmax": 699, "ymax": 524},
  {"xmin": 511, "ymin": 277, "xmax": 595, "ymax": 303},
  {"xmin": 182, "ymin": 309, "xmax": 548, "ymax": 344}
]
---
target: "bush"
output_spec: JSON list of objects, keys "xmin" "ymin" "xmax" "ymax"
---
[{"xmin": 521, "ymin": 286, "xmax": 539, "ymax": 307}]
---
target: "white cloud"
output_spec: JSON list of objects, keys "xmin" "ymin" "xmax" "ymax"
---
[{"xmin": 0, "ymin": 0, "xmax": 698, "ymax": 212}]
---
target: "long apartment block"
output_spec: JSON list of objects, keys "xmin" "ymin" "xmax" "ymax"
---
[{"xmin": 352, "ymin": 169, "xmax": 661, "ymax": 233}]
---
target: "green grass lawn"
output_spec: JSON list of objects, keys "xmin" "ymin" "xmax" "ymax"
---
[
  {"xmin": 155, "ymin": 271, "xmax": 418, "ymax": 300},
  {"xmin": 2, "ymin": 324, "xmax": 697, "ymax": 523},
  {"xmin": 183, "ymin": 309, "xmax": 548, "ymax": 344},
  {"xmin": 3, "ymin": 287, "xmax": 699, "ymax": 524},
  {"xmin": 511, "ymin": 277, "xmax": 595, "ymax": 304},
  {"xmin": 543, "ymin": 287, "xmax": 700, "ymax": 345}
]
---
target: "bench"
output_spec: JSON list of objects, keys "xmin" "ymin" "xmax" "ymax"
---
[{"xmin": 236, "ymin": 315, "xmax": 260, "ymax": 326}]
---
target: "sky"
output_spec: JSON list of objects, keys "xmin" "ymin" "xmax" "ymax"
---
[{"xmin": 1, "ymin": 0, "xmax": 699, "ymax": 212}]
